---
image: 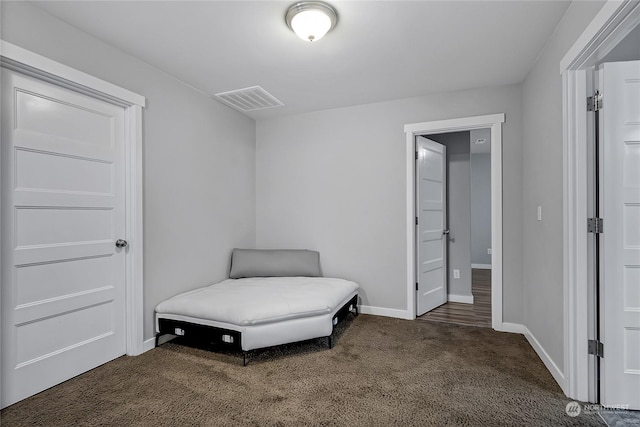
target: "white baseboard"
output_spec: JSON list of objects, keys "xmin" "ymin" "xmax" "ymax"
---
[
  {"xmin": 447, "ymin": 294, "xmax": 474, "ymax": 304},
  {"xmin": 522, "ymin": 327, "xmax": 567, "ymax": 394},
  {"xmin": 143, "ymin": 334, "xmax": 175, "ymax": 353},
  {"xmin": 471, "ymin": 264, "xmax": 492, "ymax": 269},
  {"xmin": 494, "ymin": 322, "xmax": 566, "ymax": 394},
  {"xmin": 495, "ymin": 322, "xmax": 528, "ymax": 334},
  {"xmin": 358, "ymin": 305, "xmax": 413, "ymax": 320}
]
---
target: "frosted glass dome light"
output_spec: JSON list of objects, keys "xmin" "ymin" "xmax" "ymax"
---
[{"xmin": 286, "ymin": 2, "xmax": 337, "ymax": 42}]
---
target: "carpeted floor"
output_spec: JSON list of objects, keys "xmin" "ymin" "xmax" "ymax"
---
[{"xmin": 1, "ymin": 315, "xmax": 604, "ymax": 426}]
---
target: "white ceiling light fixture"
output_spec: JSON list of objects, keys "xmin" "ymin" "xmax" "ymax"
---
[{"xmin": 285, "ymin": 1, "xmax": 337, "ymax": 42}]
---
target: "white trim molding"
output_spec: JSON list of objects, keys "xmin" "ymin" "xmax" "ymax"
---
[
  {"xmin": 523, "ymin": 327, "xmax": 567, "ymax": 394},
  {"xmin": 143, "ymin": 335, "xmax": 175, "ymax": 353},
  {"xmin": 358, "ymin": 305, "xmax": 413, "ymax": 320},
  {"xmin": 561, "ymin": 0, "xmax": 640, "ymax": 402},
  {"xmin": 124, "ymin": 104, "xmax": 145, "ymax": 356},
  {"xmin": 495, "ymin": 322, "xmax": 567, "ymax": 394},
  {"xmin": 0, "ymin": 40, "xmax": 146, "ymax": 356},
  {"xmin": 143, "ymin": 338, "xmax": 156, "ymax": 353},
  {"xmin": 560, "ymin": 1, "xmax": 640, "ymax": 73},
  {"xmin": 448, "ymin": 294, "xmax": 474, "ymax": 304},
  {"xmin": 404, "ymin": 114, "xmax": 505, "ymax": 330},
  {"xmin": 471, "ymin": 263, "xmax": 492, "ymax": 270},
  {"xmin": 495, "ymin": 322, "xmax": 528, "ymax": 335},
  {"xmin": 0, "ymin": 41, "xmax": 145, "ymax": 107}
]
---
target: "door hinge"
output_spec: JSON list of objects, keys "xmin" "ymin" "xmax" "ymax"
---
[
  {"xmin": 416, "ymin": 282, "xmax": 419, "ymax": 291},
  {"xmin": 415, "ymin": 151, "xmax": 418, "ymax": 160},
  {"xmin": 588, "ymin": 339, "xmax": 604, "ymax": 358},
  {"xmin": 415, "ymin": 216, "xmax": 418, "ymax": 226},
  {"xmin": 587, "ymin": 90, "xmax": 603, "ymax": 112},
  {"xmin": 588, "ymin": 217, "xmax": 604, "ymax": 234}
]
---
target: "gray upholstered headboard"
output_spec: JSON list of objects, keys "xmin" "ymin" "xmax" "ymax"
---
[{"xmin": 229, "ymin": 248, "xmax": 322, "ymax": 279}]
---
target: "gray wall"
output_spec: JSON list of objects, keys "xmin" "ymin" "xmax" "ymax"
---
[
  {"xmin": 424, "ymin": 132, "xmax": 472, "ymax": 299},
  {"xmin": 521, "ymin": 0, "xmax": 606, "ymax": 373},
  {"xmin": 1, "ymin": 1, "xmax": 257, "ymax": 340},
  {"xmin": 256, "ymin": 84, "xmax": 523, "ymax": 320},
  {"xmin": 470, "ymin": 151, "xmax": 492, "ymax": 266},
  {"xmin": 2, "ymin": 0, "xmax": 608, "ymax": 373}
]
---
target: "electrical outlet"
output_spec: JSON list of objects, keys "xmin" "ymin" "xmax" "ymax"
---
[
  {"xmin": 487, "ymin": 248, "xmax": 492, "ymax": 255},
  {"xmin": 537, "ymin": 206, "xmax": 543, "ymax": 221},
  {"xmin": 453, "ymin": 269, "xmax": 460, "ymax": 279}
]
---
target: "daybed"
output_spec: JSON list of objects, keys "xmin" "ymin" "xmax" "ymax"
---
[{"xmin": 155, "ymin": 249, "xmax": 359, "ymax": 364}]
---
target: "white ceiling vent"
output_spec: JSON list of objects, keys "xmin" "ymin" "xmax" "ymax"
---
[{"xmin": 213, "ymin": 86, "xmax": 284, "ymax": 112}]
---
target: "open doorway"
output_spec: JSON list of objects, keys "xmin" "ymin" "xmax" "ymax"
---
[
  {"xmin": 561, "ymin": 1, "xmax": 640, "ymax": 407},
  {"xmin": 404, "ymin": 114, "xmax": 504, "ymax": 330},
  {"xmin": 414, "ymin": 130, "xmax": 492, "ymax": 328},
  {"xmin": 587, "ymin": 25, "xmax": 640, "ymax": 409}
]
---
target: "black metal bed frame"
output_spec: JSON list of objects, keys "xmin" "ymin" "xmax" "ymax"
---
[{"xmin": 155, "ymin": 294, "xmax": 358, "ymax": 366}]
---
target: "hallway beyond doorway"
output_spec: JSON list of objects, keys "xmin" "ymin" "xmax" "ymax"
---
[{"xmin": 417, "ymin": 269, "xmax": 491, "ymax": 328}]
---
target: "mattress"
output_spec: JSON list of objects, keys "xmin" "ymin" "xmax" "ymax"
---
[{"xmin": 155, "ymin": 277, "xmax": 359, "ymax": 327}]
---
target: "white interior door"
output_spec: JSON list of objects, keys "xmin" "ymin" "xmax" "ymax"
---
[
  {"xmin": 1, "ymin": 69, "xmax": 127, "ymax": 408},
  {"xmin": 600, "ymin": 60, "xmax": 640, "ymax": 410},
  {"xmin": 416, "ymin": 136, "xmax": 447, "ymax": 316}
]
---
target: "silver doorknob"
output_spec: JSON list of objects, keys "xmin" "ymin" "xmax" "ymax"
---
[
  {"xmin": 115, "ymin": 239, "xmax": 128, "ymax": 248},
  {"xmin": 442, "ymin": 230, "xmax": 450, "ymax": 235}
]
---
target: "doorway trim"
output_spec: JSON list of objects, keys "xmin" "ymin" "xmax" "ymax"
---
[
  {"xmin": 561, "ymin": 0, "xmax": 640, "ymax": 402},
  {"xmin": 404, "ymin": 113, "xmax": 505, "ymax": 329},
  {"xmin": 0, "ymin": 40, "xmax": 146, "ymax": 356}
]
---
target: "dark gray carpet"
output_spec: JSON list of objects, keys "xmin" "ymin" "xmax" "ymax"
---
[{"xmin": 1, "ymin": 315, "xmax": 604, "ymax": 426}]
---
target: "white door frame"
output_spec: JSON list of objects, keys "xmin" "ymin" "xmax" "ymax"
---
[
  {"xmin": 561, "ymin": 0, "xmax": 640, "ymax": 402},
  {"xmin": 404, "ymin": 113, "xmax": 505, "ymax": 329},
  {"xmin": 0, "ymin": 41, "xmax": 146, "ymax": 356}
]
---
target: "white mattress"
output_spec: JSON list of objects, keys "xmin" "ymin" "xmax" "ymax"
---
[{"xmin": 155, "ymin": 277, "xmax": 359, "ymax": 327}]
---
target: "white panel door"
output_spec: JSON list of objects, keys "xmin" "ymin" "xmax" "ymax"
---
[
  {"xmin": 600, "ymin": 60, "xmax": 640, "ymax": 410},
  {"xmin": 416, "ymin": 136, "xmax": 447, "ymax": 316},
  {"xmin": 1, "ymin": 69, "xmax": 127, "ymax": 408}
]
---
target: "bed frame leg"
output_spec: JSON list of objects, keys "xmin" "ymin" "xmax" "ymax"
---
[
  {"xmin": 243, "ymin": 352, "xmax": 248, "ymax": 367},
  {"xmin": 328, "ymin": 336, "xmax": 333, "ymax": 349},
  {"xmin": 155, "ymin": 333, "xmax": 161, "ymax": 348},
  {"xmin": 354, "ymin": 305, "xmax": 359, "ymax": 316}
]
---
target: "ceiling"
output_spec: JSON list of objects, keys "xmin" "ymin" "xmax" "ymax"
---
[{"xmin": 32, "ymin": 1, "xmax": 571, "ymax": 120}]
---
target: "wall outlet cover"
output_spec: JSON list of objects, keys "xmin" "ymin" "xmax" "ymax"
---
[{"xmin": 453, "ymin": 269, "xmax": 460, "ymax": 279}]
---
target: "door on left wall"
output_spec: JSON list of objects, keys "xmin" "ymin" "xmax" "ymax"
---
[
  {"xmin": 1, "ymin": 68, "xmax": 127, "ymax": 408},
  {"xmin": 415, "ymin": 136, "xmax": 448, "ymax": 316}
]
